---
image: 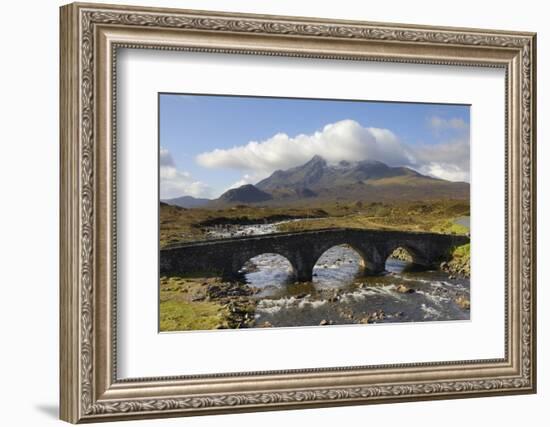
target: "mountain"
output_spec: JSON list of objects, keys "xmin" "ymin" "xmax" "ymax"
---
[
  {"xmin": 216, "ymin": 184, "xmax": 273, "ymax": 204},
  {"xmin": 211, "ymin": 156, "xmax": 469, "ymax": 206},
  {"xmin": 256, "ymin": 155, "xmax": 424, "ymax": 191},
  {"xmin": 162, "ymin": 195, "xmax": 211, "ymax": 208}
]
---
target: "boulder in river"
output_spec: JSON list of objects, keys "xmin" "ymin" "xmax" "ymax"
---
[
  {"xmin": 396, "ymin": 284, "xmax": 415, "ymax": 294},
  {"xmin": 455, "ymin": 295, "xmax": 471, "ymax": 310},
  {"xmin": 327, "ymin": 292, "xmax": 339, "ymax": 303}
]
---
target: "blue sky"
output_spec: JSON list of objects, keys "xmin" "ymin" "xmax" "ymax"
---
[{"xmin": 159, "ymin": 93, "xmax": 470, "ymax": 199}]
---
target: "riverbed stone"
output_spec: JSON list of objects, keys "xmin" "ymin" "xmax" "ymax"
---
[
  {"xmin": 396, "ymin": 284, "xmax": 415, "ymax": 294},
  {"xmin": 455, "ymin": 295, "xmax": 471, "ymax": 310}
]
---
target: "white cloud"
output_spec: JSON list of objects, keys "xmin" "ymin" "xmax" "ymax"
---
[
  {"xmin": 409, "ymin": 138, "xmax": 470, "ymax": 182},
  {"xmin": 195, "ymin": 119, "xmax": 470, "ymax": 184},
  {"xmin": 417, "ymin": 163, "xmax": 470, "ymax": 182},
  {"xmin": 226, "ymin": 173, "xmax": 266, "ymax": 192},
  {"xmin": 160, "ymin": 148, "xmax": 212, "ymax": 199},
  {"xmin": 160, "ymin": 147, "xmax": 175, "ymax": 167},
  {"xmin": 197, "ymin": 119, "xmax": 413, "ymax": 173},
  {"xmin": 429, "ymin": 116, "xmax": 468, "ymax": 131}
]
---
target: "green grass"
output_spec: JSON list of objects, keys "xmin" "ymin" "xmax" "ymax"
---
[
  {"xmin": 160, "ymin": 300, "xmax": 227, "ymax": 331},
  {"xmin": 159, "ymin": 199, "xmax": 471, "ymax": 331},
  {"xmin": 160, "ymin": 203, "xmax": 329, "ymax": 247},
  {"xmin": 161, "ymin": 199, "xmax": 470, "ymax": 246},
  {"xmin": 159, "ymin": 276, "xmax": 229, "ymax": 331},
  {"xmin": 431, "ymin": 220, "xmax": 469, "ymax": 235},
  {"xmin": 452, "ymin": 243, "xmax": 471, "ymax": 258},
  {"xmin": 277, "ymin": 201, "xmax": 470, "ymax": 235}
]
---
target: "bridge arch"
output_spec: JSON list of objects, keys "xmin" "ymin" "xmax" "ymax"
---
[
  {"xmin": 313, "ymin": 243, "xmax": 371, "ymax": 271},
  {"xmin": 383, "ymin": 242, "xmax": 432, "ymax": 271},
  {"xmin": 237, "ymin": 252, "xmax": 297, "ymax": 284},
  {"xmin": 312, "ymin": 244, "xmax": 367, "ymax": 285},
  {"xmin": 159, "ymin": 228, "xmax": 469, "ymax": 282}
]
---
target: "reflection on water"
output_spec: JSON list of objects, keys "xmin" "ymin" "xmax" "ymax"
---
[
  {"xmin": 211, "ymin": 222, "xmax": 470, "ymax": 328},
  {"xmin": 239, "ymin": 254, "xmax": 294, "ymax": 292},
  {"xmin": 313, "ymin": 245, "xmax": 363, "ymax": 289},
  {"xmin": 238, "ymin": 245, "xmax": 365, "ymax": 294}
]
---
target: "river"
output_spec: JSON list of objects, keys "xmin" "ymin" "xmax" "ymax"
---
[
  {"xmin": 454, "ymin": 216, "xmax": 470, "ymax": 230},
  {"xmin": 205, "ymin": 220, "xmax": 470, "ymax": 327}
]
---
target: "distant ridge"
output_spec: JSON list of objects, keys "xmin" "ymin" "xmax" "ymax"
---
[
  {"xmin": 162, "ymin": 195, "xmax": 210, "ymax": 208},
  {"xmin": 216, "ymin": 184, "xmax": 273, "ymax": 204},
  {"xmin": 173, "ymin": 156, "xmax": 469, "ymax": 208}
]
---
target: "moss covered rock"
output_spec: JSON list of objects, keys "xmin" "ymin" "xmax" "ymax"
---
[{"xmin": 442, "ymin": 243, "xmax": 470, "ymax": 278}]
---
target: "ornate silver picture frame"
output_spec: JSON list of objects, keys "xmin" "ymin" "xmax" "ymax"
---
[{"xmin": 60, "ymin": 2, "xmax": 536, "ymax": 423}]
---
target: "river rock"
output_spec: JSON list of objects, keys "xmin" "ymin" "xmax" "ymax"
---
[
  {"xmin": 327, "ymin": 292, "xmax": 339, "ymax": 303},
  {"xmin": 371, "ymin": 310, "xmax": 386, "ymax": 321},
  {"xmin": 206, "ymin": 282, "xmax": 255, "ymax": 300},
  {"xmin": 338, "ymin": 308, "xmax": 354, "ymax": 320},
  {"xmin": 359, "ymin": 310, "xmax": 387, "ymax": 324},
  {"xmin": 359, "ymin": 316, "xmax": 371, "ymax": 324},
  {"xmin": 396, "ymin": 284, "xmax": 415, "ymax": 294},
  {"xmin": 455, "ymin": 295, "xmax": 471, "ymax": 310},
  {"xmin": 225, "ymin": 299, "xmax": 256, "ymax": 328},
  {"xmin": 441, "ymin": 252, "xmax": 471, "ymax": 278},
  {"xmin": 389, "ymin": 247, "xmax": 413, "ymax": 262}
]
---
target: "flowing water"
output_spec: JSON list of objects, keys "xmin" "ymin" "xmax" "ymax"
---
[{"xmin": 206, "ymin": 221, "xmax": 470, "ymax": 327}]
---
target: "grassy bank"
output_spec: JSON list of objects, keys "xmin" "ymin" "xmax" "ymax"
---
[
  {"xmin": 160, "ymin": 199, "xmax": 470, "ymax": 247},
  {"xmin": 159, "ymin": 276, "xmax": 258, "ymax": 332},
  {"xmin": 160, "ymin": 203, "xmax": 329, "ymax": 247},
  {"xmin": 160, "ymin": 199, "xmax": 470, "ymax": 331},
  {"xmin": 159, "ymin": 276, "xmax": 229, "ymax": 331},
  {"xmin": 277, "ymin": 200, "xmax": 469, "ymax": 235}
]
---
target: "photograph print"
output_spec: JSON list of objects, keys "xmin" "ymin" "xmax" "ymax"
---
[{"xmin": 159, "ymin": 94, "xmax": 471, "ymax": 332}]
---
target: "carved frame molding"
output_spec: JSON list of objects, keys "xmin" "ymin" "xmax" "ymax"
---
[{"xmin": 60, "ymin": 2, "xmax": 536, "ymax": 423}]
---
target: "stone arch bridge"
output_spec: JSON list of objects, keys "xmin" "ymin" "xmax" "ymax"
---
[{"xmin": 160, "ymin": 228, "xmax": 469, "ymax": 282}]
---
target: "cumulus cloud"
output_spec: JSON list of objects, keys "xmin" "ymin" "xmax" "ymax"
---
[
  {"xmin": 197, "ymin": 119, "xmax": 413, "ymax": 173},
  {"xmin": 195, "ymin": 119, "xmax": 470, "ymax": 184},
  {"xmin": 160, "ymin": 148, "xmax": 212, "ymax": 199}
]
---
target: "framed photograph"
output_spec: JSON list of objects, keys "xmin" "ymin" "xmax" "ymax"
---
[{"xmin": 60, "ymin": 2, "xmax": 537, "ymax": 423}]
